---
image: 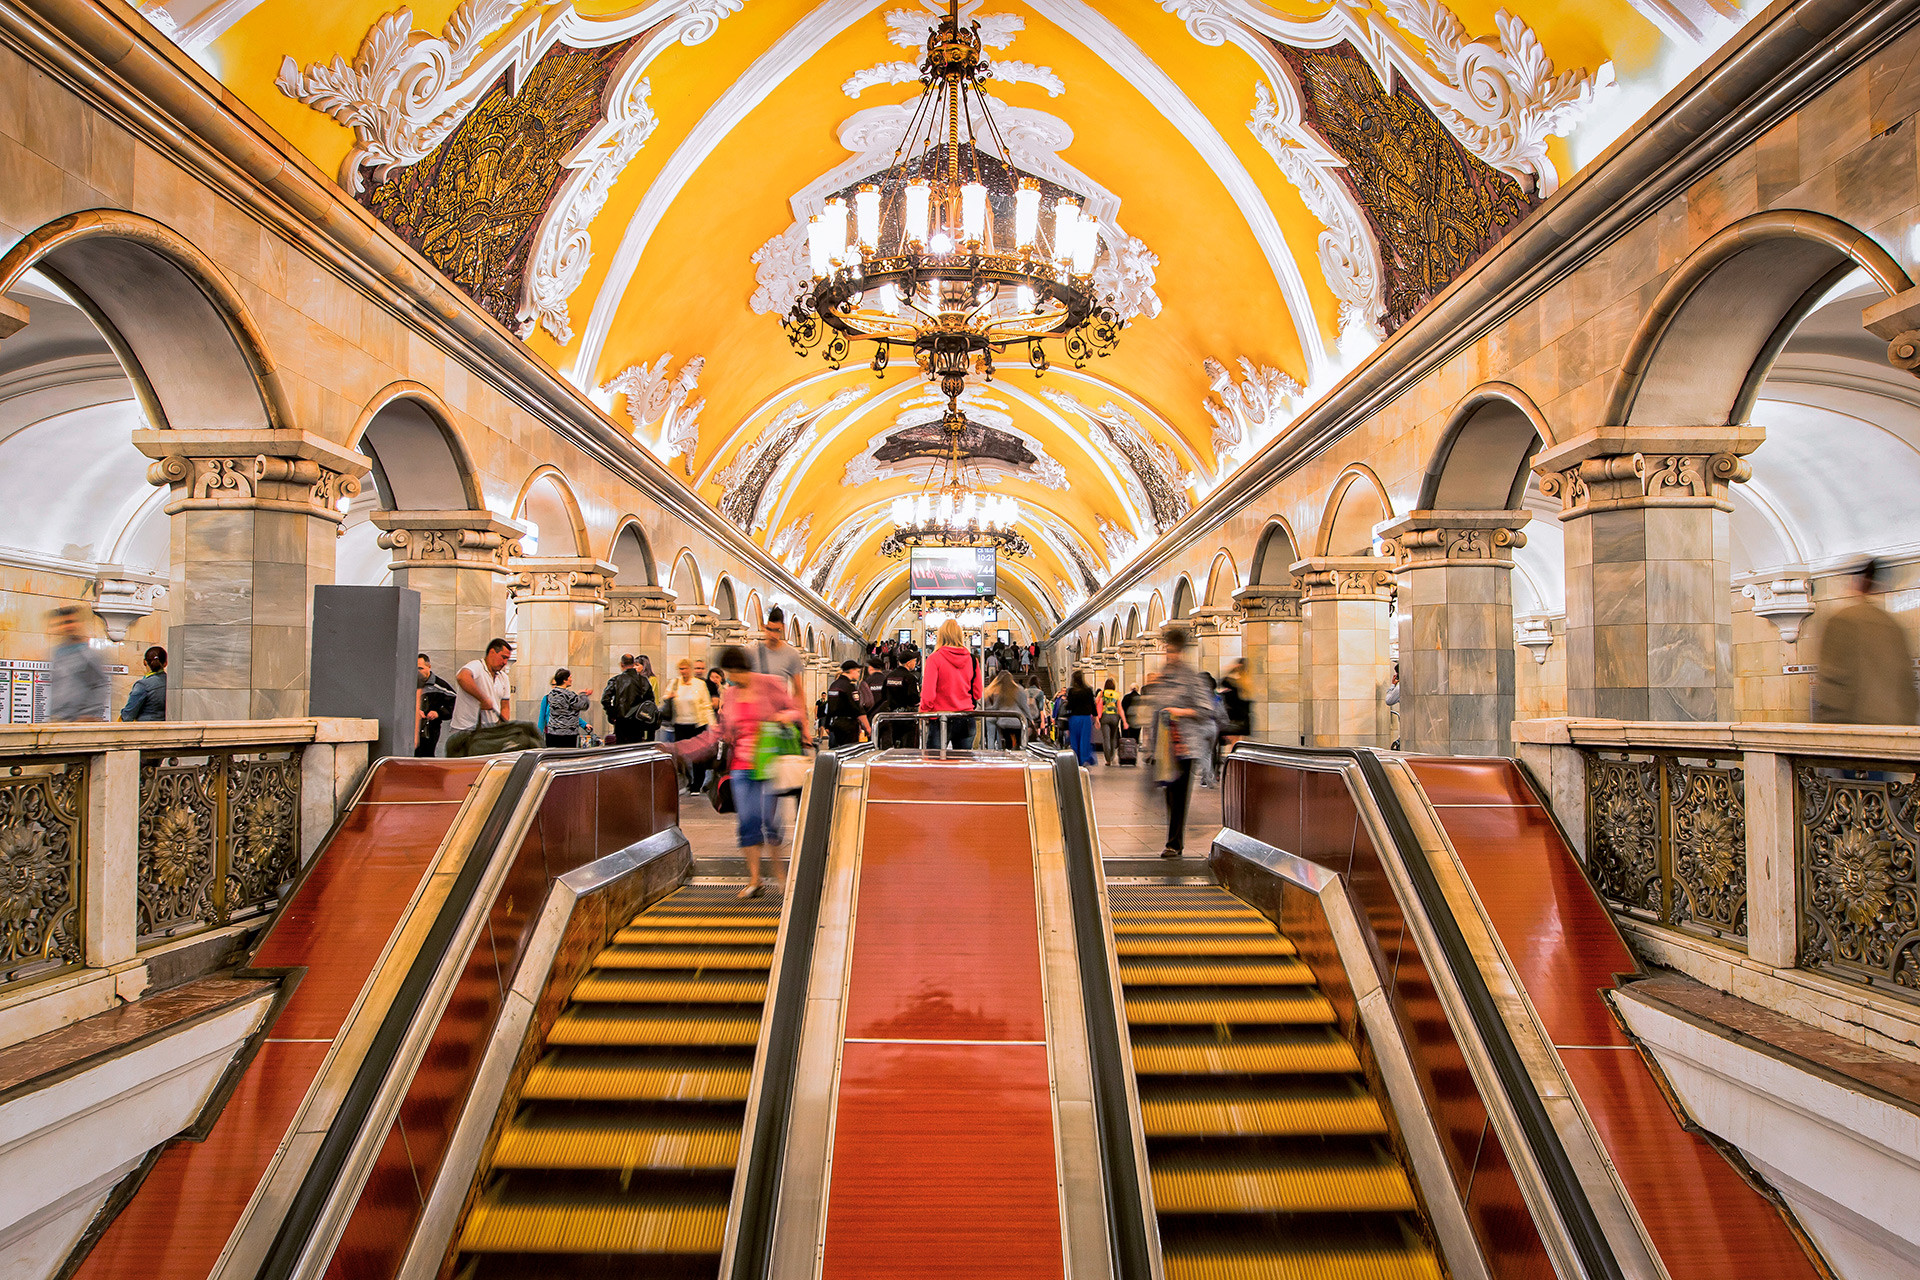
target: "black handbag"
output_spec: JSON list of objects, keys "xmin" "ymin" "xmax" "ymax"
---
[{"xmin": 706, "ymin": 740, "xmax": 735, "ymax": 813}]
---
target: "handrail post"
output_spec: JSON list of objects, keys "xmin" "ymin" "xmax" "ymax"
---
[
  {"xmin": 84, "ymin": 747, "xmax": 139, "ymax": 970},
  {"xmin": 1744, "ymin": 746, "xmax": 1799, "ymax": 968}
]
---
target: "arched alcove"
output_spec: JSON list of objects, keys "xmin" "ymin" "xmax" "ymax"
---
[
  {"xmin": 714, "ymin": 576, "xmax": 739, "ymax": 621},
  {"xmin": 744, "ymin": 590, "xmax": 764, "ymax": 629},
  {"xmin": 1145, "ymin": 591, "xmax": 1167, "ymax": 630},
  {"xmin": 607, "ymin": 520, "xmax": 658, "ymax": 587},
  {"xmin": 513, "ymin": 468, "xmax": 589, "ymax": 558},
  {"xmin": 1316, "ymin": 466, "xmax": 1393, "ymax": 557},
  {"xmin": 1170, "ymin": 576, "xmax": 1195, "ymax": 621},
  {"xmin": 1248, "ymin": 519, "xmax": 1301, "ymax": 584},
  {"xmin": 337, "ymin": 389, "xmax": 484, "ymax": 588},
  {"xmin": 1203, "ymin": 551, "xmax": 1240, "ymax": 606},
  {"xmin": 1125, "ymin": 606, "xmax": 1140, "ymax": 640},
  {"xmin": 1420, "ymin": 384, "xmax": 1550, "ymax": 511},
  {"xmin": 668, "ymin": 549, "xmax": 704, "ymax": 606}
]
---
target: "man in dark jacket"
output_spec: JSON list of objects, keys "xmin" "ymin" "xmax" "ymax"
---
[
  {"xmin": 881, "ymin": 649, "xmax": 921, "ymax": 747},
  {"xmin": 416, "ymin": 653, "xmax": 457, "ymax": 755},
  {"xmin": 600, "ymin": 653, "xmax": 658, "ymax": 744},
  {"xmin": 824, "ymin": 659, "xmax": 868, "ymax": 748}
]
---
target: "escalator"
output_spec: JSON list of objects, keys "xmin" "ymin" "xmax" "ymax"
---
[
  {"xmin": 456, "ymin": 883, "xmax": 782, "ymax": 1277},
  {"xmin": 1111, "ymin": 882, "xmax": 1441, "ymax": 1280}
]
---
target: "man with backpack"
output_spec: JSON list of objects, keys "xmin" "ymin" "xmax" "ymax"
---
[{"xmin": 601, "ymin": 653, "xmax": 658, "ymax": 745}]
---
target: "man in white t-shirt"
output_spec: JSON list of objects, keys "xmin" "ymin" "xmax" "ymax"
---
[{"xmin": 452, "ymin": 638, "xmax": 514, "ymax": 730}]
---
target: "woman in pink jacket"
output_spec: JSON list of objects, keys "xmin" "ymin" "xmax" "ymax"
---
[{"xmin": 919, "ymin": 617, "xmax": 984, "ymax": 749}]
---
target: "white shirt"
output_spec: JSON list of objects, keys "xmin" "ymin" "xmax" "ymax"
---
[{"xmin": 452, "ymin": 658, "xmax": 511, "ymax": 730}]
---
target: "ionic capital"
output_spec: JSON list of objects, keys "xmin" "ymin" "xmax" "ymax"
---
[
  {"xmin": 135, "ymin": 429, "xmax": 371, "ymax": 523},
  {"xmin": 1232, "ymin": 585, "xmax": 1302, "ymax": 622},
  {"xmin": 507, "ymin": 556, "xmax": 616, "ymax": 606},
  {"xmin": 1376, "ymin": 510, "xmax": 1530, "ymax": 570},
  {"xmin": 604, "ymin": 587, "xmax": 678, "ymax": 623},
  {"xmin": 667, "ymin": 606, "xmax": 718, "ymax": 636},
  {"xmin": 372, "ymin": 510, "xmax": 526, "ymax": 574},
  {"xmin": 1290, "ymin": 556, "xmax": 1396, "ymax": 604},
  {"xmin": 1186, "ymin": 605, "xmax": 1244, "ymax": 637},
  {"xmin": 1531, "ymin": 427, "xmax": 1761, "ymax": 519}
]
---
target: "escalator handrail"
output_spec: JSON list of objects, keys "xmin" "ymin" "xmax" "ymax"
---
[
  {"xmin": 1028, "ymin": 742, "xmax": 1156, "ymax": 1280},
  {"xmin": 1225, "ymin": 740, "xmax": 1625, "ymax": 1280},
  {"xmin": 725, "ymin": 745, "xmax": 848, "ymax": 1280},
  {"xmin": 255, "ymin": 744, "xmax": 674, "ymax": 1280}
]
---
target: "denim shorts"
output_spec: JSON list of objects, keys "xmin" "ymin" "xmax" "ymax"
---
[{"xmin": 732, "ymin": 769, "xmax": 782, "ymax": 848}]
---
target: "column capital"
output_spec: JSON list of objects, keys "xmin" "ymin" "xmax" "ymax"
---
[
  {"xmin": 1376, "ymin": 509, "xmax": 1530, "ymax": 570},
  {"xmin": 1532, "ymin": 426, "xmax": 1761, "ymax": 519},
  {"xmin": 135, "ymin": 428, "xmax": 371, "ymax": 524},
  {"xmin": 604, "ymin": 586, "xmax": 678, "ymax": 623},
  {"xmin": 1737, "ymin": 568, "xmax": 1816, "ymax": 645},
  {"xmin": 372, "ymin": 509, "xmax": 525, "ymax": 575},
  {"xmin": 667, "ymin": 606, "xmax": 719, "ymax": 636},
  {"xmin": 508, "ymin": 556, "xmax": 616, "ymax": 605},
  {"xmin": 1290, "ymin": 556, "xmax": 1396, "ymax": 604},
  {"xmin": 1232, "ymin": 585, "xmax": 1302, "ymax": 621},
  {"xmin": 1186, "ymin": 605, "xmax": 1244, "ymax": 637},
  {"xmin": 93, "ymin": 568, "xmax": 167, "ymax": 642},
  {"xmin": 712, "ymin": 620, "xmax": 754, "ymax": 646}
]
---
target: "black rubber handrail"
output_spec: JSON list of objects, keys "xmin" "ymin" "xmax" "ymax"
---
[
  {"xmin": 1030, "ymin": 742, "xmax": 1155, "ymax": 1280},
  {"xmin": 1227, "ymin": 741, "xmax": 1624, "ymax": 1280},
  {"xmin": 256, "ymin": 744, "xmax": 672, "ymax": 1280},
  {"xmin": 726, "ymin": 744, "xmax": 853, "ymax": 1280}
]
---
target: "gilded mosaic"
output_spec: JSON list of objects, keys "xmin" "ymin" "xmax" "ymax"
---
[
  {"xmin": 360, "ymin": 41, "xmax": 635, "ymax": 333},
  {"xmin": 1275, "ymin": 40, "xmax": 1537, "ymax": 334}
]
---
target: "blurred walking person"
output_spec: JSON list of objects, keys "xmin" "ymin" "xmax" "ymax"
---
[
  {"xmin": 47, "ymin": 606, "xmax": 108, "ymax": 722},
  {"xmin": 1815, "ymin": 557, "xmax": 1919, "ymax": 724}
]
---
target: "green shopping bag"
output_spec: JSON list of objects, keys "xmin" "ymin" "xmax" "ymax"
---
[{"xmin": 753, "ymin": 721, "xmax": 801, "ymax": 781}]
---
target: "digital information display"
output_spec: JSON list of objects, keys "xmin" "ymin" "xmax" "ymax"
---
[{"xmin": 909, "ymin": 547, "xmax": 996, "ymax": 599}]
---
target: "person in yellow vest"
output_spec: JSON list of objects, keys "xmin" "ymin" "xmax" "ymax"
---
[{"xmin": 1099, "ymin": 677, "xmax": 1130, "ymax": 765}]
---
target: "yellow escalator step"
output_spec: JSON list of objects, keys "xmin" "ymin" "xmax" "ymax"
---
[
  {"xmin": 494, "ymin": 1118, "xmax": 741, "ymax": 1170},
  {"xmin": 1113, "ymin": 918, "xmax": 1276, "ymax": 936},
  {"xmin": 613, "ymin": 926, "xmax": 777, "ymax": 945},
  {"xmin": 591, "ymin": 947, "xmax": 774, "ymax": 970},
  {"xmin": 570, "ymin": 973, "xmax": 768, "ymax": 1003},
  {"xmin": 1141, "ymin": 1092, "xmax": 1387, "ymax": 1137},
  {"xmin": 1162, "ymin": 1242, "xmax": 1441, "ymax": 1280},
  {"xmin": 523, "ymin": 1056, "xmax": 752, "ymax": 1102},
  {"xmin": 1113, "ymin": 908, "xmax": 1269, "ymax": 923},
  {"xmin": 618, "ymin": 913, "xmax": 778, "ymax": 928},
  {"xmin": 1151, "ymin": 1155, "xmax": 1417, "ymax": 1214},
  {"xmin": 549, "ymin": 1007, "xmax": 762, "ymax": 1047},
  {"xmin": 1131, "ymin": 1033, "xmax": 1360, "ymax": 1076},
  {"xmin": 461, "ymin": 1194, "xmax": 727, "ymax": 1255},
  {"xmin": 1120, "ymin": 959, "xmax": 1315, "ymax": 986},
  {"xmin": 1116, "ymin": 935, "xmax": 1297, "ymax": 957},
  {"xmin": 1125, "ymin": 989, "xmax": 1334, "ymax": 1025}
]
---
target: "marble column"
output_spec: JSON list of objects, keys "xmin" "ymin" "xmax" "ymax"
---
[
  {"xmin": 1189, "ymin": 606, "xmax": 1244, "ymax": 683},
  {"xmin": 1120, "ymin": 640, "xmax": 1149, "ymax": 697},
  {"xmin": 602, "ymin": 586, "xmax": 677, "ymax": 684},
  {"xmin": 661, "ymin": 607, "xmax": 718, "ymax": 675},
  {"xmin": 1234, "ymin": 585, "xmax": 1302, "ymax": 745},
  {"xmin": 1534, "ymin": 428, "xmax": 1760, "ymax": 721},
  {"xmin": 1378, "ymin": 510, "xmax": 1531, "ymax": 757},
  {"xmin": 135, "ymin": 429, "xmax": 369, "ymax": 720},
  {"xmin": 1294, "ymin": 556, "xmax": 1395, "ymax": 748},
  {"xmin": 372, "ymin": 510, "xmax": 520, "ymax": 681},
  {"xmin": 508, "ymin": 557, "xmax": 615, "ymax": 727}
]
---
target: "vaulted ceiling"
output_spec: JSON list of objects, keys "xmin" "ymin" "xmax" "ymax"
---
[{"xmin": 144, "ymin": 0, "xmax": 1754, "ymax": 633}]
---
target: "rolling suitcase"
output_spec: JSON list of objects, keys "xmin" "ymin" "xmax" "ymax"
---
[{"xmin": 1119, "ymin": 737, "xmax": 1139, "ymax": 766}]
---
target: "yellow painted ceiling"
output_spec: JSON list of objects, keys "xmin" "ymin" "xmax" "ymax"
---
[{"xmin": 176, "ymin": 0, "xmax": 1738, "ymax": 630}]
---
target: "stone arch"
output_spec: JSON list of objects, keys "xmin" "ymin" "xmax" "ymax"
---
[
  {"xmin": 1145, "ymin": 591, "xmax": 1167, "ymax": 630},
  {"xmin": 667, "ymin": 548, "xmax": 705, "ymax": 605},
  {"xmin": 1170, "ymin": 576, "xmax": 1195, "ymax": 621},
  {"xmin": 606, "ymin": 519, "xmax": 658, "ymax": 587},
  {"xmin": 1095, "ymin": 624, "xmax": 1107, "ymax": 651},
  {"xmin": 1125, "ymin": 605, "xmax": 1141, "ymax": 640},
  {"xmin": 714, "ymin": 575, "xmax": 739, "ymax": 621},
  {"xmin": 743, "ymin": 590, "xmax": 765, "ymax": 629},
  {"xmin": 512, "ymin": 466, "xmax": 590, "ymax": 558},
  {"xmin": 1249, "ymin": 518, "xmax": 1302, "ymax": 585},
  {"xmin": 351, "ymin": 384, "xmax": 483, "ymax": 511},
  {"xmin": 1608, "ymin": 210, "xmax": 1912, "ymax": 429},
  {"xmin": 0, "ymin": 210, "xmax": 291, "ymax": 434},
  {"xmin": 807, "ymin": 624, "xmax": 818, "ymax": 654},
  {"xmin": 1315, "ymin": 465, "xmax": 1393, "ymax": 557},
  {"xmin": 1203, "ymin": 550, "xmax": 1241, "ymax": 606},
  {"xmin": 1419, "ymin": 383, "xmax": 1552, "ymax": 511},
  {"xmin": 788, "ymin": 616, "xmax": 803, "ymax": 646}
]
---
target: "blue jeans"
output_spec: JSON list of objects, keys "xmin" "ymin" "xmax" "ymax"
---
[
  {"xmin": 732, "ymin": 769, "xmax": 782, "ymax": 848},
  {"xmin": 1068, "ymin": 714, "xmax": 1095, "ymax": 766}
]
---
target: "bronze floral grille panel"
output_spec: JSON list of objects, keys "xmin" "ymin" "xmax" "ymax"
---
[
  {"xmin": 1274, "ymin": 39, "xmax": 1537, "ymax": 334},
  {"xmin": 1798, "ymin": 762, "xmax": 1919, "ymax": 998},
  {"xmin": 139, "ymin": 750, "xmax": 302, "ymax": 946},
  {"xmin": 1585, "ymin": 751, "xmax": 1747, "ymax": 944},
  {"xmin": 359, "ymin": 40, "xmax": 635, "ymax": 332},
  {"xmin": 1666, "ymin": 758, "xmax": 1747, "ymax": 936},
  {"xmin": 0, "ymin": 759, "xmax": 86, "ymax": 987}
]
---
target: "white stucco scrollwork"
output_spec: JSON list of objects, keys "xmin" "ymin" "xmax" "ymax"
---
[
  {"xmin": 1203, "ymin": 356, "xmax": 1304, "ymax": 465},
  {"xmin": 602, "ymin": 353, "xmax": 706, "ymax": 473}
]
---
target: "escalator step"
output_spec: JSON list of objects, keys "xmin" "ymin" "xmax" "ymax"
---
[
  {"xmin": 461, "ymin": 1191, "xmax": 727, "ymax": 1255},
  {"xmin": 1161, "ymin": 1242, "xmax": 1441, "ymax": 1280},
  {"xmin": 1140, "ymin": 1090, "xmax": 1387, "ymax": 1137},
  {"xmin": 1113, "ymin": 918, "xmax": 1276, "ymax": 936},
  {"xmin": 616, "ymin": 913, "xmax": 778, "ymax": 929},
  {"xmin": 494, "ymin": 1117, "xmax": 740, "ymax": 1170},
  {"xmin": 1120, "ymin": 958, "xmax": 1314, "ymax": 986},
  {"xmin": 1114, "ymin": 907, "xmax": 1271, "ymax": 924},
  {"xmin": 1131, "ymin": 1030, "xmax": 1360, "ymax": 1076},
  {"xmin": 612, "ymin": 926, "xmax": 778, "ymax": 946},
  {"xmin": 549, "ymin": 1007, "xmax": 762, "ymax": 1047},
  {"xmin": 1125, "ymin": 989, "xmax": 1335, "ymax": 1025},
  {"xmin": 1150, "ymin": 1152, "xmax": 1417, "ymax": 1214},
  {"xmin": 570, "ymin": 973, "xmax": 768, "ymax": 1003},
  {"xmin": 1116, "ymin": 934, "xmax": 1297, "ymax": 957},
  {"xmin": 524, "ymin": 1054, "xmax": 752, "ymax": 1102},
  {"xmin": 590, "ymin": 946, "xmax": 774, "ymax": 970}
]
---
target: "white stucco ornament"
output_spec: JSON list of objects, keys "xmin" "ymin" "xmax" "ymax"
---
[
  {"xmin": 1203, "ymin": 356, "xmax": 1303, "ymax": 465},
  {"xmin": 602, "ymin": 353, "xmax": 706, "ymax": 472}
]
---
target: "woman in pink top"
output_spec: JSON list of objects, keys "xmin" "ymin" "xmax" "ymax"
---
[
  {"xmin": 716, "ymin": 645, "xmax": 801, "ymax": 898},
  {"xmin": 919, "ymin": 618, "xmax": 984, "ymax": 749}
]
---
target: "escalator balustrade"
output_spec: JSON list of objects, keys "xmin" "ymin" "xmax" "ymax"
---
[
  {"xmin": 457, "ymin": 883, "xmax": 781, "ymax": 1277},
  {"xmin": 1111, "ymin": 883, "xmax": 1441, "ymax": 1280}
]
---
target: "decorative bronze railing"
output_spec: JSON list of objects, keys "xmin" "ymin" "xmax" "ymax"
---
[
  {"xmin": 137, "ymin": 748, "xmax": 303, "ymax": 946},
  {"xmin": 1585, "ymin": 750, "xmax": 1748, "ymax": 945},
  {"xmin": 0, "ymin": 757, "xmax": 88, "ymax": 986},
  {"xmin": 1795, "ymin": 760, "xmax": 1919, "ymax": 998}
]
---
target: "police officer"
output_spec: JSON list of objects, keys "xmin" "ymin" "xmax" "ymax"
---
[
  {"xmin": 823, "ymin": 659, "xmax": 869, "ymax": 748},
  {"xmin": 881, "ymin": 648, "xmax": 921, "ymax": 748}
]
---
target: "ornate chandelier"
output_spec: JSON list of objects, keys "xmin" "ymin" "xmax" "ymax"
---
[
  {"xmin": 782, "ymin": 0, "xmax": 1121, "ymax": 404},
  {"xmin": 879, "ymin": 403, "xmax": 1033, "ymax": 560}
]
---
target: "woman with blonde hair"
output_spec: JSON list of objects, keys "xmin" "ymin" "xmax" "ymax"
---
[
  {"xmin": 662, "ymin": 656, "xmax": 717, "ymax": 793},
  {"xmin": 981, "ymin": 670, "xmax": 1029, "ymax": 749},
  {"xmin": 920, "ymin": 617, "xmax": 984, "ymax": 748}
]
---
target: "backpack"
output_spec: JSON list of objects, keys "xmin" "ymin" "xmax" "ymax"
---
[{"xmin": 612, "ymin": 671, "xmax": 656, "ymax": 726}]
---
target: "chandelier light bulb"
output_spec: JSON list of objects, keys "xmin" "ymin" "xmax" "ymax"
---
[
  {"xmin": 807, "ymin": 213, "xmax": 832, "ymax": 277},
  {"xmin": 823, "ymin": 197, "xmax": 849, "ymax": 262},
  {"xmin": 961, "ymin": 492, "xmax": 978, "ymax": 526},
  {"xmin": 930, "ymin": 230, "xmax": 954, "ymax": 255},
  {"xmin": 892, "ymin": 497, "xmax": 912, "ymax": 525},
  {"xmin": 1072, "ymin": 217, "xmax": 1099, "ymax": 275},
  {"xmin": 915, "ymin": 493, "xmax": 931, "ymax": 525},
  {"xmin": 1016, "ymin": 284, "xmax": 1035, "ymax": 313},
  {"xmin": 904, "ymin": 180, "xmax": 931, "ymax": 245},
  {"xmin": 1054, "ymin": 198, "xmax": 1080, "ymax": 261},
  {"xmin": 855, "ymin": 184, "xmax": 881, "ymax": 250},
  {"xmin": 1015, "ymin": 180, "xmax": 1040, "ymax": 249},
  {"xmin": 877, "ymin": 281, "xmax": 901, "ymax": 314},
  {"xmin": 961, "ymin": 182, "xmax": 988, "ymax": 243}
]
